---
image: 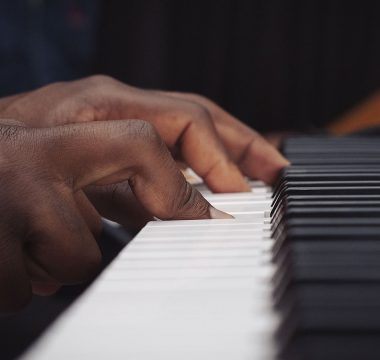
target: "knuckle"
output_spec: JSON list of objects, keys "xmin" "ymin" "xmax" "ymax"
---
[
  {"xmin": 185, "ymin": 92, "xmax": 211, "ymax": 104},
  {"xmin": 85, "ymin": 74, "xmax": 115, "ymax": 86},
  {"xmin": 81, "ymin": 75, "xmax": 132, "ymax": 96},
  {"xmin": 174, "ymin": 101, "xmax": 216, "ymax": 133},
  {"xmin": 187, "ymin": 102, "xmax": 212, "ymax": 125},
  {"xmin": 128, "ymin": 119, "xmax": 163, "ymax": 147}
]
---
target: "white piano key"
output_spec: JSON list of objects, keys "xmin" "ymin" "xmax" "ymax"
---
[
  {"xmin": 207, "ymin": 201, "xmax": 271, "ymax": 212},
  {"xmin": 198, "ymin": 187, "xmax": 271, "ymax": 195},
  {"xmin": 141, "ymin": 223, "xmax": 271, "ymax": 233},
  {"xmin": 133, "ymin": 239, "xmax": 273, "ymax": 248},
  {"xmin": 132, "ymin": 238, "xmax": 273, "ymax": 248},
  {"xmin": 91, "ymin": 277, "xmax": 274, "ymax": 292},
  {"xmin": 102, "ymin": 265, "xmax": 275, "ymax": 281},
  {"xmin": 146, "ymin": 218, "xmax": 269, "ymax": 227},
  {"xmin": 113, "ymin": 256, "xmax": 272, "ymax": 269},
  {"xmin": 203, "ymin": 192, "xmax": 271, "ymax": 201},
  {"xmin": 137, "ymin": 232, "xmax": 272, "ymax": 241},
  {"xmin": 247, "ymin": 180, "xmax": 271, "ymax": 188},
  {"xmin": 228, "ymin": 212, "xmax": 270, "ymax": 220},
  {"xmin": 224, "ymin": 210, "xmax": 268, "ymax": 218},
  {"xmin": 120, "ymin": 247, "xmax": 270, "ymax": 260},
  {"xmin": 139, "ymin": 222, "xmax": 270, "ymax": 231},
  {"xmin": 136, "ymin": 229, "xmax": 272, "ymax": 239}
]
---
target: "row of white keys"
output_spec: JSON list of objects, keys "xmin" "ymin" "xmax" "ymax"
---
[{"xmin": 23, "ymin": 181, "xmax": 279, "ymax": 360}]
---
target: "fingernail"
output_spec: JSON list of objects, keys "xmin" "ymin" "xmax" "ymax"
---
[
  {"xmin": 242, "ymin": 180, "xmax": 252, "ymax": 192},
  {"xmin": 209, "ymin": 206, "xmax": 234, "ymax": 219}
]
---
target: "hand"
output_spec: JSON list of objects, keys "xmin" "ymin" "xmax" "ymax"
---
[
  {"xmin": 0, "ymin": 75, "xmax": 288, "ymax": 227},
  {"xmin": 0, "ymin": 76, "xmax": 288, "ymax": 184},
  {"xmin": 0, "ymin": 120, "xmax": 225, "ymax": 311}
]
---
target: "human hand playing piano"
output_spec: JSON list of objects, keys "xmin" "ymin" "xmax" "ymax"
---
[
  {"xmin": 0, "ymin": 120, "xmax": 236, "ymax": 311},
  {"xmin": 0, "ymin": 75, "xmax": 288, "ymax": 228}
]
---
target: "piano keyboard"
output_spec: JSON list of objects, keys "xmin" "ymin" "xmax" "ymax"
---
[
  {"xmin": 276, "ymin": 137, "xmax": 380, "ymax": 360},
  {"xmin": 22, "ymin": 136, "xmax": 380, "ymax": 360}
]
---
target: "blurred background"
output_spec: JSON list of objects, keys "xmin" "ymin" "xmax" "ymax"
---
[{"xmin": 2, "ymin": 0, "xmax": 380, "ymax": 134}]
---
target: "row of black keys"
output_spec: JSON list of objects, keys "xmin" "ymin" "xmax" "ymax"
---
[{"xmin": 273, "ymin": 137, "xmax": 380, "ymax": 360}]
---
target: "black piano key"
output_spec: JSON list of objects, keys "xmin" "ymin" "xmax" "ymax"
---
[
  {"xmin": 281, "ymin": 173, "xmax": 380, "ymax": 182},
  {"xmin": 286, "ymin": 206, "xmax": 380, "ymax": 218},
  {"xmin": 286, "ymin": 218, "xmax": 380, "ymax": 227},
  {"xmin": 285, "ymin": 165, "xmax": 380, "ymax": 173},
  {"xmin": 285, "ymin": 157, "xmax": 380, "ymax": 166},
  {"xmin": 279, "ymin": 186, "xmax": 380, "ymax": 196},
  {"xmin": 274, "ymin": 135, "xmax": 380, "ymax": 342},
  {"xmin": 295, "ymin": 283, "xmax": 380, "ymax": 331},
  {"xmin": 270, "ymin": 194, "xmax": 380, "ymax": 219},
  {"xmin": 282, "ymin": 333, "xmax": 380, "ymax": 360}
]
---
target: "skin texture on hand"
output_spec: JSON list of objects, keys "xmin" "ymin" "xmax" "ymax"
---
[
  {"xmin": 0, "ymin": 120, "xmax": 228, "ymax": 312},
  {"xmin": 0, "ymin": 76, "xmax": 289, "ymax": 228}
]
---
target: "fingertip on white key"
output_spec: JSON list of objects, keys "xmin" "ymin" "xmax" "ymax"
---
[{"xmin": 209, "ymin": 207, "xmax": 235, "ymax": 219}]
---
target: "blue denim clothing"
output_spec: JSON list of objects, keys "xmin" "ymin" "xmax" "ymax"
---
[{"xmin": 0, "ymin": 0, "xmax": 99, "ymax": 97}]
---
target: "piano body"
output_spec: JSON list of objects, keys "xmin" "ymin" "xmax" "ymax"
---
[{"xmin": 21, "ymin": 136, "xmax": 380, "ymax": 360}]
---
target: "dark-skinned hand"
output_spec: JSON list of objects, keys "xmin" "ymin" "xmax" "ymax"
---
[{"xmin": 0, "ymin": 75, "xmax": 289, "ymax": 229}]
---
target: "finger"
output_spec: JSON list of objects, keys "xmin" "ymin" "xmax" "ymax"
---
[
  {"xmin": 95, "ymin": 81, "xmax": 250, "ymax": 192},
  {"xmin": 0, "ymin": 225, "xmax": 31, "ymax": 312},
  {"xmin": 160, "ymin": 91, "xmax": 289, "ymax": 184},
  {"xmin": 34, "ymin": 120, "xmax": 230, "ymax": 220},
  {"xmin": 172, "ymin": 105, "xmax": 250, "ymax": 192},
  {"xmin": 216, "ymin": 122, "xmax": 289, "ymax": 184},
  {"xmin": 85, "ymin": 182, "xmax": 152, "ymax": 232}
]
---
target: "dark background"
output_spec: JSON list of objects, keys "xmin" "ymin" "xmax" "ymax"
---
[
  {"xmin": 2, "ymin": 0, "xmax": 380, "ymax": 133},
  {"xmin": 95, "ymin": 0, "xmax": 380, "ymax": 132}
]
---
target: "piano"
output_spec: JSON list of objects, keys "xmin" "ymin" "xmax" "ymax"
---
[{"xmin": 21, "ymin": 136, "xmax": 380, "ymax": 360}]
